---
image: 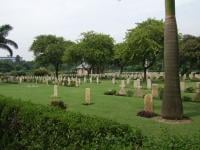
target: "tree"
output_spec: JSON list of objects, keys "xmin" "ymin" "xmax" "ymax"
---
[
  {"xmin": 0, "ymin": 24, "xmax": 18, "ymax": 56},
  {"xmin": 63, "ymin": 31, "xmax": 114, "ymax": 74},
  {"xmin": 161, "ymin": 0, "xmax": 183, "ymax": 119},
  {"xmin": 180, "ymin": 35, "xmax": 200, "ymax": 77},
  {"xmin": 113, "ymin": 42, "xmax": 129, "ymax": 74},
  {"xmin": 30, "ymin": 35, "xmax": 70, "ymax": 79},
  {"xmin": 126, "ymin": 19, "xmax": 164, "ymax": 81}
]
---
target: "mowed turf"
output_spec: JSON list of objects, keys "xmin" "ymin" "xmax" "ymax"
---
[{"xmin": 0, "ymin": 80, "xmax": 200, "ymax": 137}]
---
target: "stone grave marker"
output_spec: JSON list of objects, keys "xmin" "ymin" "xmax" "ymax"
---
[
  {"xmin": 152, "ymin": 84, "xmax": 159, "ymax": 98},
  {"xmin": 144, "ymin": 94, "xmax": 153, "ymax": 112},
  {"xmin": 118, "ymin": 80, "xmax": 126, "ymax": 95},
  {"xmin": 147, "ymin": 79, "xmax": 152, "ymax": 89},
  {"xmin": 85, "ymin": 88, "xmax": 91, "ymax": 104}
]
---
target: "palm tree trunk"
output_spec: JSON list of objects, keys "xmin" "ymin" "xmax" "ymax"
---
[{"xmin": 161, "ymin": 0, "xmax": 183, "ymax": 119}]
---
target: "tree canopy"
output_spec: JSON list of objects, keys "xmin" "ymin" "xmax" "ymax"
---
[{"xmin": 125, "ymin": 18, "xmax": 164, "ymax": 80}]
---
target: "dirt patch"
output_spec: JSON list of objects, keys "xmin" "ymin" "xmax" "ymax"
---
[{"xmin": 153, "ymin": 116, "xmax": 192, "ymax": 124}]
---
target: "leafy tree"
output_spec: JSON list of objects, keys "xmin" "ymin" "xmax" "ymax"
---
[
  {"xmin": 180, "ymin": 34, "xmax": 200, "ymax": 77},
  {"xmin": 113, "ymin": 42, "xmax": 129, "ymax": 74},
  {"xmin": 161, "ymin": 0, "xmax": 183, "ymax": 120},
  {"xmin": 126, "ymin": 18, "xmax": 164, "ymax": 81},
  {"xmin": 63, "ymin": 31, "xmax": 114, "ymax": 74},
  {"xmin": 0, "ymin": 24, "xmax": 18, "ymax": 56},
  {"xmin": 30, "ymin": 35, "xmax": 70, "ymax": 79}
]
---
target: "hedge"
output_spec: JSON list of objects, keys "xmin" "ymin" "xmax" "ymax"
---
[
  {"xmin": 0, "ymin": 95, "xmax": 200, "ymax": 150},
  {"xmin": 0, "ymin": 95, "xmax": 143, "ymax": 149}
]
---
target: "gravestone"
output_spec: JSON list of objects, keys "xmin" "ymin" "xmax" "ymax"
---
[
  {"xmin": 152, "ymin": 84, "xmax": 159, "ymax": 98},
  {"xmin": 68, "ymin": 77, "xmax": 71, "ymax": 86},
  {"xmin": 135, "ymin": 86, "xmax": 143, "ymax": 97},
  {"xmin": 180, "ymin": 81, "xmax": 185, "ymax": 92},
  {"xmin": 53, "ymin": 85, "xmax": 58, "ymax": 97},
  {"xmin": 144, "ymin": 94, "xmax": 153, "ymax": 112},
  {"xmin": 126, "ymin": 78, "xmax": 130, "ymax": 85},
  {"xmin": 196, "ymin": 82, "xmax": 200, "ymax": 93},
  {"xmin": 96, "ymin": 76, "xmax": 99, "ymax": 84},
  {"xmin": 19, "ymin": 77, "xmax": 22, "ymax": 84},
  {"xmin": 147, "ymin": 79, "xmax": 152, "ymax": 89},
  {"xmin": 85, "ymin": 88, "xmax": 91, "ymax": 104},
  {"xmin": 119, "ymin": 80, "xmax": 126, "ymax": 95},
  {"xmin": 84, "ymin": 76, "xmax": 87, "ymax": 83},
  {"xmin": 90, "ymin": 77, "xmax": 92, "ymax": 83},
  {"xmin": 133, "ymin": 80, "xmax": 138, "ymax": 88},
  {"xmin": 112, "ymin": 78, "xmax": 116, "ymax": 84},
  {"xmin": 137, "ymin": 79, "xmax": 141, "ymax": 88}
]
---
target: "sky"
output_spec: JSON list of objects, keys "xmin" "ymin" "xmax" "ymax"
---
[{"xmin": 0, "ymin": 0, "xmax": 200, "ymax": 61}]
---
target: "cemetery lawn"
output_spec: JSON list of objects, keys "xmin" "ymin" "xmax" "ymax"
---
[{"xmin": 0, "ymin": 81, "xmax": 200, "ymax": 137}]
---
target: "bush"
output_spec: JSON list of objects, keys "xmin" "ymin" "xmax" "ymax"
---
[
  {"xmin": 158, "ymin": 87, "xmax": 164, "ymax": 100},
  {"xmin": 104, "ymin": 89, "xmax": 116, "ymax": 95},
  {"xmin": 33, "ymin": 68, "xmax": 50, "ymax": 76},
  {"xmin": 0, "ymin": 95, "xmax": 143, "ymax": 149},
  {"xmin": 182, "ymin": 96, "xmax": 192, "ymax": 102},
  {"xmin": 193, "ymin": 93, "xmax": 200, "ymax": 102},
  {"xmin": 50, "ymin": 100, "xmax": 67, "ymax": 110},
  {"xmin": 126, "ymin": 90, "xmax": 134, "ymax": 97},
  {"xmin": 185, "ymin": 87, "xmax": 195, "ymax": 93}
]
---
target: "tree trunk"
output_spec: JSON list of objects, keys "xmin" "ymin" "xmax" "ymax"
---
[
  {"xmin": 161, "ymin": 0, "xmax": 183, "ymax": 119},
  {"xmin": 120, "ymin": 65, "xmax": 124, "ymax": 74},
  {"xmin": 144, "ymin": 67, "xmax": 147, "ymax": 82},
  {"xmin": 55, "ymin": 64, "xmax": 59, "ymax": 80}
]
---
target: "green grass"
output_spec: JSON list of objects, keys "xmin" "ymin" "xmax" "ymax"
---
[{"xmin": 0, "ymin": 80, "xmax": 200, "ymax": 137}]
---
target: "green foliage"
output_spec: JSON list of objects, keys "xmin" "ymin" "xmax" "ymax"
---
[
  {"xmin": 180, "ymin": 35, "xmax": 200, "ymax": 75},
  {"xmin": 1, "ymin": 95, "xmax": 200, "ymax": 149},
  {"xmin": 63, "ymin": 31, "xmax": 114, "ymax": 74},
  {"xmin": 125, "ymin": 19, "xmax": 164, "ymax": 74},
  {"xmin": 126, "ymin": 90, "xmax": 134, "ymax": 97},
  {"xmin": 0, "ymin": 95, "xmax": 143, "ymax": 149},
  {"xmin": 30, "ymin": 35, "xmax": 71, "ymax": 78},
  {"xmin": 193, "ymin": 93, "xmax": 200, "ymax": 102},
  {"xmin": 182, "ymin": 96, "xmax": 192, "ymax": 102},
  {"xmin": 185, "ymin": 87, "xmax": 195, "ymax": 93},
  {"xmin": 104, "ymin": 89, "xmax": 117, "ymax": 95},
  {"xmin": 158, "ymin": 87, "xmax": 164, "ymax": 100},
  {"xmin": 0, "ymin": 24, "xmax": 18, "ymax": 56},
  {"xmin": 33, "ymin": 67, "xmax": 49, "ymax": 76},
  {"xmin": 50, "ymin": 100, "xmax": 67, "ymax": 110}
]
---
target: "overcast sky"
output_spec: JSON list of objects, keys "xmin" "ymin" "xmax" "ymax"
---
[{"xmin": 0, "ymin": 0, "xmax": 199, "ymax": 60}]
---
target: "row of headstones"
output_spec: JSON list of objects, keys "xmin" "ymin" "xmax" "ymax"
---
[
  {"xmin": 180, "ymin": 81, "xmax": 200, "ymax": 92},
  {"xmin": 15, "ymin": 76, "xmax": 101, "ymax": 86}
]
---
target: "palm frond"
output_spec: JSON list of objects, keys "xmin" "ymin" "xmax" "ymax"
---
[
  {"xmin": 0, "ymin": 43, "xmax": 13, "ymax": 56},
  {"xmin": 4, "ymin": 39, "xmax": 18, "ymax": 49}
]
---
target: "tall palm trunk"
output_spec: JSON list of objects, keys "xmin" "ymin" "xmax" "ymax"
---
[{"xmin": 161, "ymin": 0, "xmax": 183, "ymax": 119}]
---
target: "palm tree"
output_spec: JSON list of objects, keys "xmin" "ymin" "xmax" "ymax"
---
[
  {"xmin": 0, "ymin": 24, "xmax": 18, "ymax": 56},
  {"xmin": 161, "ymin": 0, "xmax": 183, "ymax": 119}
]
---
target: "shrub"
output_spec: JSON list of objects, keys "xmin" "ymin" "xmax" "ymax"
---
[
  {"xmin": 185, "ymin": 87, "xmax": 195, "ymax": 93},
  {"xmin": 158, "ymin": 87, "xmax": 164, "ymax": 100},
  {"xmin": 0, "ymin": 95, "xmax": 143, "ymax": 149},
  {"xmin": 104, "ymin": 89, "xmax": 116, "ymax": 95},
  {"xmin": 33, "ymin": 68, "xmax": 49, "ymax": 76},
  {"xmin": 126, "ymin": 90, "xmax": 134, "ymax": 97},
  {"xmin": 193, "ymin": 93, "xmax": 200, "ymax": 102},
  {"xmin": 182, "ymin": 96, "xmax": 192, "ymax": 102},
  {"xmin": 50, "ymin": 100, "xmax": 67, "ymax": 110}
]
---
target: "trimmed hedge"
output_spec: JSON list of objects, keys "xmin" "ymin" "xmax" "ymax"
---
[
  {"xmin": 0, "ymin": 95, "xmax": 143, "ymax": 149},
  {"xmin": 0, "ymin": 95, "xmax": 200, "ymax": 149}
]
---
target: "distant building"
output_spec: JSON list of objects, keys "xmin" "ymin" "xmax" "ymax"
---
[
  {"xmin": 0, "ymin": 56, "xmax": 23, "ymax": 62},
  {"xmin": 76, "ymin": 63, "xmax": 90, "ymax": 75}
]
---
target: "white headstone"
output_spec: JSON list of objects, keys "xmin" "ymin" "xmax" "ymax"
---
[{"xmin": 53, "ymin": 85, "xmax": 58, "ymax": 97}]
